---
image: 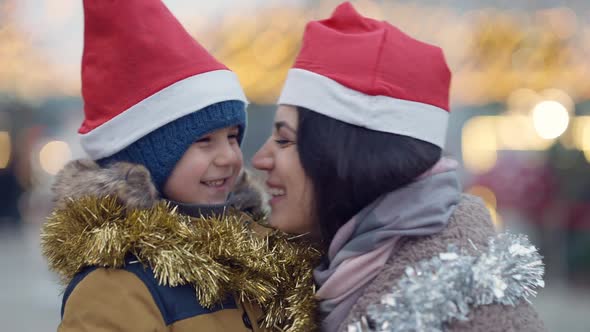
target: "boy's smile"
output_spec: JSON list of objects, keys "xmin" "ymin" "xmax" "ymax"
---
[{"xmin": 199, "ymin": 175, "xmax": 236, "ymax": 201}]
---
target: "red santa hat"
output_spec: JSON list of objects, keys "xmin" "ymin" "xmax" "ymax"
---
[
  {"xmin": 278, "ymin": 2, "xmax": 451, "ymax": 148},
  {"xmin": 79, "ymin": 0, "xmax": 247, "ymax": 160}
]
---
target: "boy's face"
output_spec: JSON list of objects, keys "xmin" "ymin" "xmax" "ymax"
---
[{"xmin": 163, "ymin": 126, "xmax": 243, "ymax": 205}]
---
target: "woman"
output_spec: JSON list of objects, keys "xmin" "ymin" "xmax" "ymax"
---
[{"xmin": 253, "ymin": 2, "xmax": 546, "ymax": 331}]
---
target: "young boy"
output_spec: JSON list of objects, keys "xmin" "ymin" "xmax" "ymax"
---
[{"xmin": 41, "ymin": 1, "xmax": 319, "ymax": 331}]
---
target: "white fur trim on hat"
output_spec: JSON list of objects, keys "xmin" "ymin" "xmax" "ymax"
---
[
  {"xmin": 278, "ymin": 69, "xmax": 449, "ymax": 148},
  {"xmin": 80, "ymin": 70, "xmax": 248, "ymax": 160}
]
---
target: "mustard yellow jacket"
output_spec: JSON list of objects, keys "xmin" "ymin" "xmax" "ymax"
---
[{"xmin": 60, "ymin": 259, "xmax": 264, "ymax": 331}]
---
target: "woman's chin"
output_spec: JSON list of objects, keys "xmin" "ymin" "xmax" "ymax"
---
[
  {"xmin": 268, "ymin": 214, "xmax": 305, "ymax": 236},
  {"xmin": 267, "ymin": 213, "xmax": 282, "ymax": 230},
  {"xmin": 268, "ymin": 214, "xmax": 291, "ymax": 233}
]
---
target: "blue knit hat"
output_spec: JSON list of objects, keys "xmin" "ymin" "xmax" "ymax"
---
[{"xmin": 98, "ymin": 100, "xmax": 246, "ymax": 190}]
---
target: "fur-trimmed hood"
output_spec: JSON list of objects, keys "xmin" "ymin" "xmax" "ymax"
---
[{"xmin": 51, "ymin": 159, "xmax": 267, "ymax": 216}]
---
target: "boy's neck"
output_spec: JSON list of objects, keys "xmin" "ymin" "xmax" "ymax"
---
[{"xmin": 165, "ymin": 197, "xmax": 231, "ymax": 219}]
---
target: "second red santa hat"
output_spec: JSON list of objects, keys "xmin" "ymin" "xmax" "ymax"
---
[{"xmin": 278, "ymin": 2, "xmax": 451, "ymax": 148}]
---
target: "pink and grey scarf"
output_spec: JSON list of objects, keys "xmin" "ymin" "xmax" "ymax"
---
[{"xmin": 313, "ymin": 158, "xmax": 461, "ymax": 331}]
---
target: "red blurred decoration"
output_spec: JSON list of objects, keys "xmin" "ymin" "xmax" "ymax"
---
[{"xmin": 469, "ymin": 154, "xmax": 557, "ymax": 221}]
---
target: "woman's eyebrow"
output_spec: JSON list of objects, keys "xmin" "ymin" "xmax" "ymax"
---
[{"xmin": 275, "ymin": 121, "xmax": 297, "ymax": 134}]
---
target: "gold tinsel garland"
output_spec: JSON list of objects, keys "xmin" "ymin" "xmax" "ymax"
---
[{"xmin": 41, "ymin": 196, "xmax": 322, "ymax": 331}]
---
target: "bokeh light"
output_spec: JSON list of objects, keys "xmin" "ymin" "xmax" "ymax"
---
[
  {"xmin": 39, "ymin": 140, "xmax": 71, "ymax": 175},
  {"xmin": 486, "ymin": 205, "xmax": 503, "ymax": 230},
  {"xmin": 462, "ymin": 117, "xmax": 498, "ymax": 174},
  {"xmin": 467, "ymin": 185, "xmax": 497, "ymax": 209},
  {"xmin": 467, "ymin": 185, "xmax": 502, "ymax": 229},
  {"xmin": 532, "ymin": 100, "xmax": 570, "ymax": 139},
  {"xmin": 497, "ymin": 115, "xmax": 554, "ymax": 150},
  {"xmin": 0, "ymin": 131, "xmax": 11, "ymax": 169},
  {"xmin": 580, "ymin": 118, "xmax": 590, "ymax": 163}
]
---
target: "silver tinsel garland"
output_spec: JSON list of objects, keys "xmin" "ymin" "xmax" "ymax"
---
[{"xmin": 348, "ymin": 233, "xmax": 545, "ymax": 332}]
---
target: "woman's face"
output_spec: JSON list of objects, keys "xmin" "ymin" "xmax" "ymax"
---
[{"xmin": 252, "ymin": 105, "xmax": 318, "ymax": 236}]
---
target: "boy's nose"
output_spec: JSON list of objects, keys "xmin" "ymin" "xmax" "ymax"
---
[{"xmin": 214, "ymin": 141, "xmax": 240, "ymax": 166}]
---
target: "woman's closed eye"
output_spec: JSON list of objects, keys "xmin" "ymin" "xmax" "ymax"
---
[
  {"xmin": 274, "ymin": 138, "xmax": 295, "ymax": 147},
  {"xmin": 274, "ymin": 122, "xmax": 297, "ymax": 148}
]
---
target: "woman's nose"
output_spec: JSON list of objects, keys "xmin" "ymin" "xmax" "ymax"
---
[{"xmin": 252, "ymin": 139, "xmax": 273, "ymax": 171}]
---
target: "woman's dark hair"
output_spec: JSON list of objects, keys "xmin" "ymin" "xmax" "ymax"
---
[{"xmin": 296, "ymin": 107, "xmax": 442, "ymax": 244}]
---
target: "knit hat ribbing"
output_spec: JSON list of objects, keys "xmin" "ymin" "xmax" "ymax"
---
[{"xmin": 97, "ymin": 100, "xmax": 246, "ymax": 190}]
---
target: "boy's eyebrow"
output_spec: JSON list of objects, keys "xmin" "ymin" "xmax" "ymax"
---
[{"xmin": 274, "ymin": 121, "xmax": 296, "ymax": 134}]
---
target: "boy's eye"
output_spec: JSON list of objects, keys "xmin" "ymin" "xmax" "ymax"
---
[
  {"xmin": 196, "ymin": 137, "xmax": 211, "ymax": 143},
  {"xmin": 228, "ymin": 133, "xmax": 239, "ymax": 140}
]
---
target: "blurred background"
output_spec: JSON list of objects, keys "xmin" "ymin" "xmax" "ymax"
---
[{"xmin": 1, "ymin": 0, "xmax": 589, "ymax": 330}]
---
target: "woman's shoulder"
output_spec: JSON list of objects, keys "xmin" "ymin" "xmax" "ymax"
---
[
  {"xmin": 342, "ymin": 195, "xmax": 494, "ymax": 322},
  {"xmin": 431, "ymin": 193, "xmax": 497, "ymax": 253},
  {"xmin": 341, "ymin": 194, "xmax": 547, "ymax": 331},
  {"xmin": 386, "ymin": 193, "xmax": 496, "ymax": 265},
  {"xmin": 386, "ymin": 193, "xmax": 497, "ymax": 272}
]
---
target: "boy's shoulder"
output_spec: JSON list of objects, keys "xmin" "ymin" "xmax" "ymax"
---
[{"xmin": 62, "ymin": 256, "xmax": 238, "ymax": 325}]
